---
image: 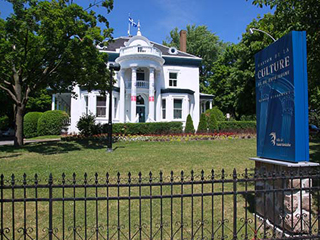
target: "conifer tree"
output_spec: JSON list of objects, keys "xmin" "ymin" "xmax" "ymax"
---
[
  {"xmin": 185, "ymin": 114, "xmax": 195, "ymax": 134},
  {"xmin": 197, "ymin": 113, "xmax": 207, "ymax": 133},
  {"xmin": 208, "ymin": 113, "xmax": 218, "ymax": 133}
]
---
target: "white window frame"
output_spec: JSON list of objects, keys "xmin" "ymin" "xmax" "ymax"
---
[
  {"xmin": 96, "ymin": 96, "xmax": 107, "ymax": 118},
  {"xmin": 84, "ymin": 95, "xmax": 89, "ymax": 115},
  {"xmin": 173, "ymin": 98, "xmax": 183, "ymax": 120},
  {"xmin": 169, "ymin": 71, "xmax": 178, "ymax": 87}
]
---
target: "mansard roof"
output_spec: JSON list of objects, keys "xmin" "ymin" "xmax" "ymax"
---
[{"xmin": 104, "ymin": 37, "xmax": 201, "ymax": 59}]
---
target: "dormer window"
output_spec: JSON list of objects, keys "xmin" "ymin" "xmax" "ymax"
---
[{"xmin": 168, "ymin": 47, "xmax": 178, "ymax": 55}]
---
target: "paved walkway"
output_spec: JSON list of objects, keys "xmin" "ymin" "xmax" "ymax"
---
[{"xmin": 0, "ymin": 138, "xmax": 60, "ymax": 146}]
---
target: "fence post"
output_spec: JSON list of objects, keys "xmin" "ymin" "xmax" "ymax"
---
[
  {"xmin": 233, "ymin": 169, "xmax": 237, "ymax": 240},
  {"xmin": 0, "ymin": 174, "xmax": 3, "ymax": 240},
  {"xmin": 48, "ymin": 173, "xmax": 53, "ymax": 240}
]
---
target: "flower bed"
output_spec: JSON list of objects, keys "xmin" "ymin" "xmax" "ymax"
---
[{"xmin": 62, "ymin": 132, "xmax": 256, "ymax": 143}]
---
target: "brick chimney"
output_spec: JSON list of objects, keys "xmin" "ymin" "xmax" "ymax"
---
[{"xmin": 179, "ymin": 30, "xmax": 187, "ymax": 52}]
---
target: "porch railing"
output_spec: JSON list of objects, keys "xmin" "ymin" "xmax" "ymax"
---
[
  {"xmin": 126, "ymin": 80, "xmax": 149, "ymax": 89},
  {"xmin": 119, "ymin": 46, "xmax": 162, "ymax": 58}
]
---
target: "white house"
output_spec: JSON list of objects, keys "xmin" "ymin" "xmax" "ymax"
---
[{"xmin": 52, "ymin": 26, "xmax": 214, "ymax": 133}]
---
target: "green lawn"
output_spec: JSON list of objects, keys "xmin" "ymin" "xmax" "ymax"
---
[
  {"xmin": 1, "ymin": 138, "xmax": 319, "ymax": 179},
  {"xmin": 25, "ymin": 135, "xmax": 61, "ymax": 140},
  {"xmin": 0, "ymin": 138, "xmax": 258, "ymax": 179}
]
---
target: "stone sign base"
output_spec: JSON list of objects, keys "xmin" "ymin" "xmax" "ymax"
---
[{"xmin": 250, "ymin": 157, "xmax": 319, "ymax": 235}]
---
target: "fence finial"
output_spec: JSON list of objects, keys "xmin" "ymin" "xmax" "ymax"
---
[{"xmin": 48, "ymin": 173, "xmax": 53, "ymax": 185}]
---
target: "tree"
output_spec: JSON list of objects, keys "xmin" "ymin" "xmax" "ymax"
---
[
  {"xmin": 163, "ymin": 25, "xmax": 226, "ymax": 91},
  {"xmin": 26, "ymin": 89, "xmax": 52, "ymax": 113},
  {"xmin": 0, "ymin": 0, "xmax": 114, "ymax": 146},
  {"xmin": 185, "ymin": 114, "xmax": 195, "ymax": 134},
  {"xmin": 197, "ymin": 113, "xmax": 207, "ymax": 133},
  {"xmin": 207, "ymin": 113, "xmax": 218, "ymax": 133},
  {"xmin": 208, "ymin": 13, "xmax": 281, "ymax": 118},
  {"xmin": 250, "ymin": 0, "xmax": 320, "ymax": 118}
]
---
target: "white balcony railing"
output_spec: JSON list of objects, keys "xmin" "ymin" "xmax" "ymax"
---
[
  {"xmin": 126, "ymin": 81, "xmax": 149, "ymax": 89},
  {"xmin": 119, "ymin": 46, "xmax": 162, "ymax": 57}
]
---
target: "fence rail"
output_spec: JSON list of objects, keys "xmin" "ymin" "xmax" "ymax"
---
[{"xmin": 0, "ymin": 168, "xmax": 319, "ymax": 240}]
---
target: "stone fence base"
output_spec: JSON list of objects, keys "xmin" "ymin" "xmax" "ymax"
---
[{"xmin": 251, "ymin": 157, "xmax": 319, "ymax": 235}]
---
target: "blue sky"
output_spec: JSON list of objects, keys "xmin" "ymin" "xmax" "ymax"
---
[{"xmin": 0, "ymin": 0, "xmax": 273, "ymax": 44}]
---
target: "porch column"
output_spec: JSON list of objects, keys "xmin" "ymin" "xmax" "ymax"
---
[
  {"xmin": 52, "ymin": 94, "xmax": 55, "ymax": 110},
  {"xmin": 149, "ymin": 68, "xmax": 155, "ymax": 121},
  {"xmin": 155, "ymin": 69, "xmax": 162, "ymax": 121},
  {"xmin": 209, "ymin": 100, "xmax": 213, "ymax": 109},
  {"xmin": 119, "ymin": 69, "xmax": 125, "ymax": 123},
  {"xmin": 131, "ymin": 67, "xmax": 137, "ymax": 122}
]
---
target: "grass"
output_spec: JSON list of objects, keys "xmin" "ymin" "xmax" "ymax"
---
[
  {"xmin": 0, "ymin": 138, "xmax": 319, "ymax": 239},
  {"xmin": 25, "ymin": 135, "xmax": 61, "ymax": 140},
  {"xmin": 0, "ymin": 138, "xmax": 257, "ymax": 179}
]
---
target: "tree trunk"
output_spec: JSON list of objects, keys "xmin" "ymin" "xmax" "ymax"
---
[{"xmin": 14, "ymin": 104, "xmax": 25, "ymax": 147}]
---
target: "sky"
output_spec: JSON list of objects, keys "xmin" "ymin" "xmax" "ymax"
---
[{"xmin": 0, "ymin": 0, "xmax": 273, "ymax": 44}]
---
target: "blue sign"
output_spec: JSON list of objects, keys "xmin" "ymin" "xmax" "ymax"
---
[{"xmin": 255, "ymin": 31, "xmax": 309, "ymax": 162}]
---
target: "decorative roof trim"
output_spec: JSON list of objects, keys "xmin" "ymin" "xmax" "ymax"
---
[
  {"xmin": 200, "ymin": 93, "xmax": 214, "ymax": 100},
  {"xmin": 161, "ymin": 88, "xmax": 195, "ymax": 95}
]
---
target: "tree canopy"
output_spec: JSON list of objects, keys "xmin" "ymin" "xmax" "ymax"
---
[
  {"xmin": 250, "ymin": 0, "xmax": 320, "ymax": 118},
  {"xmin": 163, "ymin": 25, "xmax": 226, "ymax": 91},
  {"xmin": 208, "ymin": 0, "xmax": 320, "ymax": 119},
  {"xmin": 208, "ymin": 13, "xmax": 281, "ymax": 118},
  {"xmin": 0, "ymin": 0, "xmax": 114, "ymax": 145}
]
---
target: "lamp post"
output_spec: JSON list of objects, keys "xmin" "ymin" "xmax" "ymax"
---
[
  {"xmin": 107, "ymin": 63, "xmax": 121, "ymax": 152},
  {"xmin": 249, "ymin": 28, "xmax": 277, "ymax": 42}
]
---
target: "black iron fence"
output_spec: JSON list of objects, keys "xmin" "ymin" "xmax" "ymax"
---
[{"xmin": 0, "ymin": 168, "xmax": 319, "ymax": 240}]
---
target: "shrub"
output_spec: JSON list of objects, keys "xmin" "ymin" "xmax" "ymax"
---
[
  {"xmin": 218, "ymin": 121, "xmax": 256, "ymax": 132},
  {"xmin": 197, "ymin": 113, "xmax": 207, "ymax": 133},
  {"xmin": 23, "ymin": 112, "xmax": 43, "ymax": 138},
  {"xmin": 184, "ymin": 114, "xmax": 195, "ymax": 134},
  {"xmin": 240, "ymin": 115, "xmax": 256, "ymax": 121},
  {"xmin": 205, "ymin": 107, "xmax": 225, "ymax": 121},
  {"xmin": 37, "ymin": 110, "xmax": 69, "ymax": 136},
  {"xmin": 208, "ymin": 113, "xmax": 218, "ymax": 132},
  {"xmin": 77, "ymin": 114, "xmax": 103, "ymax": 136},
  {"xmin": 103, "ymin": 122, "xmax": 183, "ymax": 135},
  {"xmin": 0, "ymin": 115, "xmax": 9, "ymax": 131},
  {"xmin": 310, "ymin": 110, "xmax": 320, "ymax": 128}
]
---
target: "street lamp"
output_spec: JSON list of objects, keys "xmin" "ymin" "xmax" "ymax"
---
[
  {"xmin": 107, "ymin": 63, "xmax": 121, "ymax": 152},
  {"xmin": 249, "ymin": 28, "xmax": 277, "ymax": 42}
]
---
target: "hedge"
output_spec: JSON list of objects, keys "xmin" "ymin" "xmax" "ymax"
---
[
  {"xmin": 37, "ymin": 110, "xmax": 69, "ymax": 136},
  {"xmin": 218, "ymin": 121, "xmax": 256, "ymax": 132},
  {"xmin": 24, "ymin": 112, "xmax": 43, "ymax": 138},
  {"xmin": 102, "ymin": 122, "xmax": 183, "ymax": 135}
]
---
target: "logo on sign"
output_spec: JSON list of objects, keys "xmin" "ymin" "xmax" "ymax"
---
[{"xmin": 270, "ymin": 132, "xmax": 276, "ymax": 146}]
